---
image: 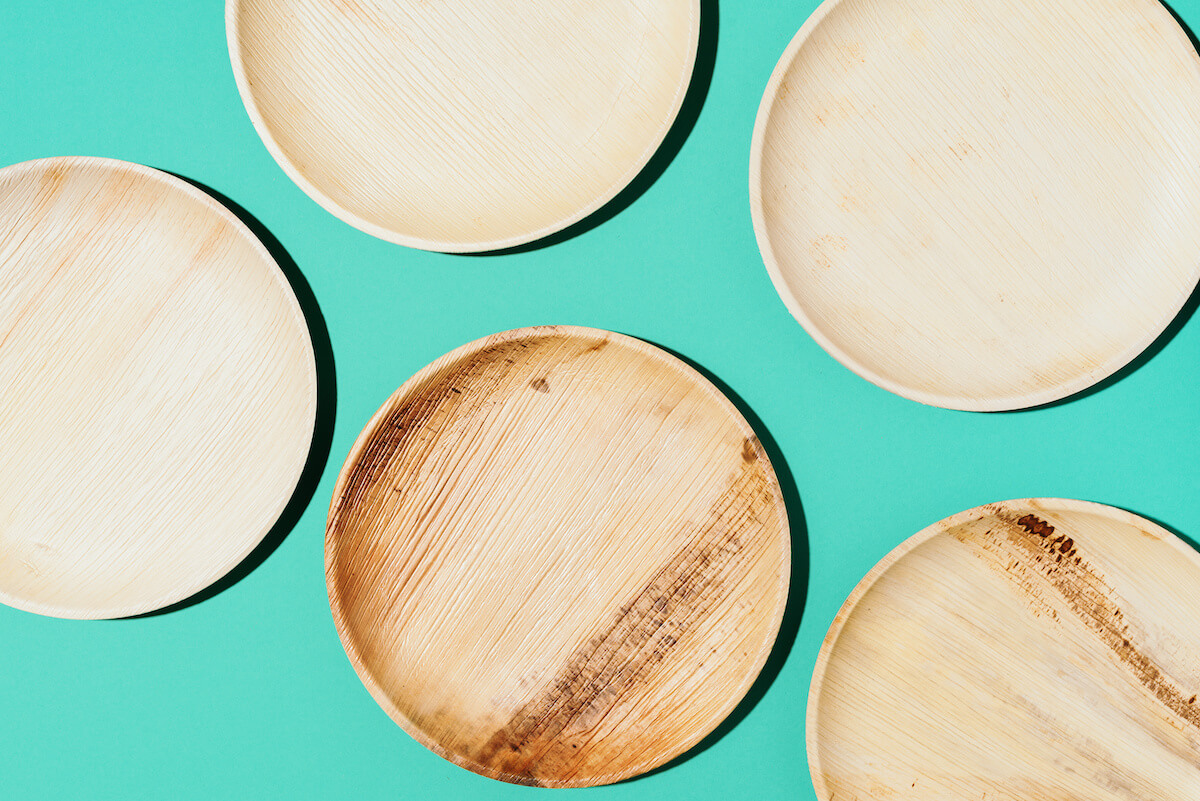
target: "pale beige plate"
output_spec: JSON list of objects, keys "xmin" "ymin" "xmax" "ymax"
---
[
  {"xmin": 751, "ymin": 0, "xmax": 1200, "ymax": 410},
  {"xmin": 326, "ymin": 326, "xmax": 790, "ymax": 786},
  {"xmin": 228, "ymin": 0, "xmax": 699, "ymax": 252},
  {"xmin": 0, "ymin": 157, "xmax": 316, "ymax": 619},
  {"xmin": 809, "ymin": 498, "xmax": 1200, "ymax": 799}
]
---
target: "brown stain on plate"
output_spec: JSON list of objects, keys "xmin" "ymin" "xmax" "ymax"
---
[
  {"xmin": 810, "ymin": 235, "xmax": 849, "ymax": 270},
  {"xmin": 325, "ymin": 328, "xmax": 789, "ymax": 787},
  {"xmin": 328, "ymin": 337, "xmax": 534, "ymax": 607},
  {"xmin": 964, "ymin": 509, "xmax": 1200, "ymax": 731},
  {"xmin": 471, "ymin": 464, "xmax": 775, "ymax": 783},
  {"xmin": 193, "ymin": 220, "xmax": 230, "ymax": 265},
  {"xmin": 36, "ymin": 162, "xmax": 70, "ymax": 205}
]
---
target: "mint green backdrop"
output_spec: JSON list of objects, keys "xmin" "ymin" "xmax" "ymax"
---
[{"xmin": 3, "ymin": 1, "xmax": 1199, "ymax": 798}]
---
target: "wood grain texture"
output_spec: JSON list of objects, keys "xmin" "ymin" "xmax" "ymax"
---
[
  {"xmin": 227, "ymin": 0, "xmax": 698, "ymax": 252},
  {"xmin": 0, "ymin": 157, "xmax": 316, "ymax": 619},
  {"xmin": 750, "ymin": 0, "xmax": 1200, "ymax": 410},
  {"xmin": 809, "ymin": 498, "xmax": 1200, "ymax": 800},
  {"xmin": 325, "ymin": 326, "xmax": 789, "ymax": 786}
]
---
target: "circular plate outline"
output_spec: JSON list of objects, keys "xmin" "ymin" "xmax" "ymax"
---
[
  {"xmin": 749, "ymin": 0, "xmax": 1200, "ymax": 411},
  {"xmin": 325, "ymin": 325, "xmax": 790, "ymax": 786},
  {"xmin": 805, "ymin": 497, "xmax": 1200, "ymax": 798},
  {"xmin": 0, "ymin": 156, "xmax": 318, "ymax": 619},
  {"xmin": 227, "ymin": 0, "xmax": 700, "ymax": 253}
]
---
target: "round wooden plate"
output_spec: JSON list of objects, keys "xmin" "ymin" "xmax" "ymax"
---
[
  {"xmin": 0, "ymin": 157, "xmax": 316, "ymax": 619},
  {"xmin": 227, "ymin": 0, "xmax": 699, "ymax": 252},
  {"xmin": 809, "ymin": 498, "xmax": 1200, "ymax": 799},
  {"xmin": 326, "ymin": 326, "xmax": 790, "ymax": 786},
  {"xmin": 751, "ymin": 0, "xmax": 1200, "ymax": 410}
]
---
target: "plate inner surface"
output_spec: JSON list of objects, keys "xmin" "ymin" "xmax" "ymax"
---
[
  {"xmin": 809, "ymin": 499, "xmax": 1200, "ymax": 799},
  {"xmin": 326, "ymin": 326, "xmax": 789, "ymax": 786},
  {"xmin": 0, "ymin": 157, "xmax": 316, "ymax": 619},
  {"xmin": 230, "ymin": 0, "xmax": 698, "ymax": 251},
  {"xmin": 752, "ymin": 0, "xmax": 1200, "ymax": 409}
]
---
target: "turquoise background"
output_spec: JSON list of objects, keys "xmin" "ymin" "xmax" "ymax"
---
[{"xmin": 3, "ymin": 1, "xmax": 1200, "ymax": 798}]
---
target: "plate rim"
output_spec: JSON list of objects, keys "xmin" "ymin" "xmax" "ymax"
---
[
  {"xmin": 804, "ymin": 496, "xmax": 1200, "ymax": 798},
  {"xmin": 324, "ymin": 324, "xmax": 791, "ymax": 786},
  {"xmin": 748, "ymin": 0, "xmax": 1200, "ymax": 411},
  {"xmin": 226, "ymin": 0, "xmax": 701, "ymax": 253},
  {"xmin": 0, "ymin": 155, "xmax": 318, "ymax": 620}
]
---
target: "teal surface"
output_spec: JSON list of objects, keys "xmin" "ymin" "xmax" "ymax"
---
[{"xmin": 3, "ymin": 1, "xmax": 1200, "ymax": 798}]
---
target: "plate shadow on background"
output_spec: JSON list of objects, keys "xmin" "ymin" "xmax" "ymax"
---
[
  {"xmin": 1010, "ymin": 273, "xmax": 1200, "ymax": 413},
  {"xmin": 630, "ymin": 342, "xmax": 809, "ymax": 781},
  {"xmin": 1001, "ymin": 277, "xmax": 1200, "ymax": 413},
  {"xmin": 125, "ymin": 176, "xmax": 338, "ymax": 618},
  {"xmin": 1010, "ymin": 2, "xmax": 1200, "ymax": 414},
  {"xmin": 1165, "ymin": 0, "xmax": 1200, "ymax": 57},
  {"xmin": 468, "ymin": 0, "xmax": 719, "ymax": 257}
]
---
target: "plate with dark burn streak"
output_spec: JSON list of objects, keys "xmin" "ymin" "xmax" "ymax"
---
[
  {"xmin": 809, "ymin": 498, "xmax": 1200, "ymax": 799},
  {"xmin": 325, "ymin": 326, "xmax": 790, "ymax": 786}
]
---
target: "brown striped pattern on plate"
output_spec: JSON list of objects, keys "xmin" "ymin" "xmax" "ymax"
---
[
  {"xmin": 809, "ymin": 499, "xmax": 1200, "ymax": 800},
  {"xmin": 326, "ymin": 326, "xmax": 789, "ymax": 786}
]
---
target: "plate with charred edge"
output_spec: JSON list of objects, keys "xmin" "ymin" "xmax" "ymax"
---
[
  {"xmin": 809, "ymin": 498, "xmax": 1200, "ymax": 799},
  {"xmin": 0, "ymin": 157, "xmax": 316, "ymax": 619},
  {"xmin": 751, "ymin": 0, "xmax": 1200, "ymax": 410},
  {"xmin": 228, "ymin": 0, "xmax": 699, "ymax": 252},
  {"xmin": 325, "ymin": 326, "xmax": 790, "ymax": 786}
]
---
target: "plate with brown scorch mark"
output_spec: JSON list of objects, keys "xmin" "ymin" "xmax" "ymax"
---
[
  {"xmin": 808, "ymin": 498, "xmax": 1200, "ymax": 800},
  {"xmin": 325, "ymin": 326, "xmax": 790, "ymax": 786}
]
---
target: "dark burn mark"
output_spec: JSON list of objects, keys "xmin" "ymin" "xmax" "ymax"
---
[
  {"xmin": 471, "ymin": 465, "xmax": 774, "ymax": 783},
  {"xmin": 530, "ymin": 378, "xmax": 550, "ymax": 393},
  {"xmin": 1018, "ymin": 514, "xmax": 1055, "ymax": 538},
  {"xmin": 972, "ymin": 510, "xmax": 1200, "ymax": 731},
  {"xmin": 741, "ymin": 436, "xmax": 759, "ymax": 464}
]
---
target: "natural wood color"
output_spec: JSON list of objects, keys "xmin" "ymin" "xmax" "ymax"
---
[
  {"xmin": 0, "ymin": 157, "xmax": 316, "ymax": 619},
  {"xmin": 325, "ymin": 326, "xmax": 789, "ymax": 786},
  {"xmin": 809, "ymin": 498, "xmax": 1200, "ymax": 799},
  {"xmin": 227, "ymin": 0, "xmax": 699, "ymax": 252},
  {"xmin": 750, "ymin": 0, "xmax": 1200, "ymax": 410}
]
